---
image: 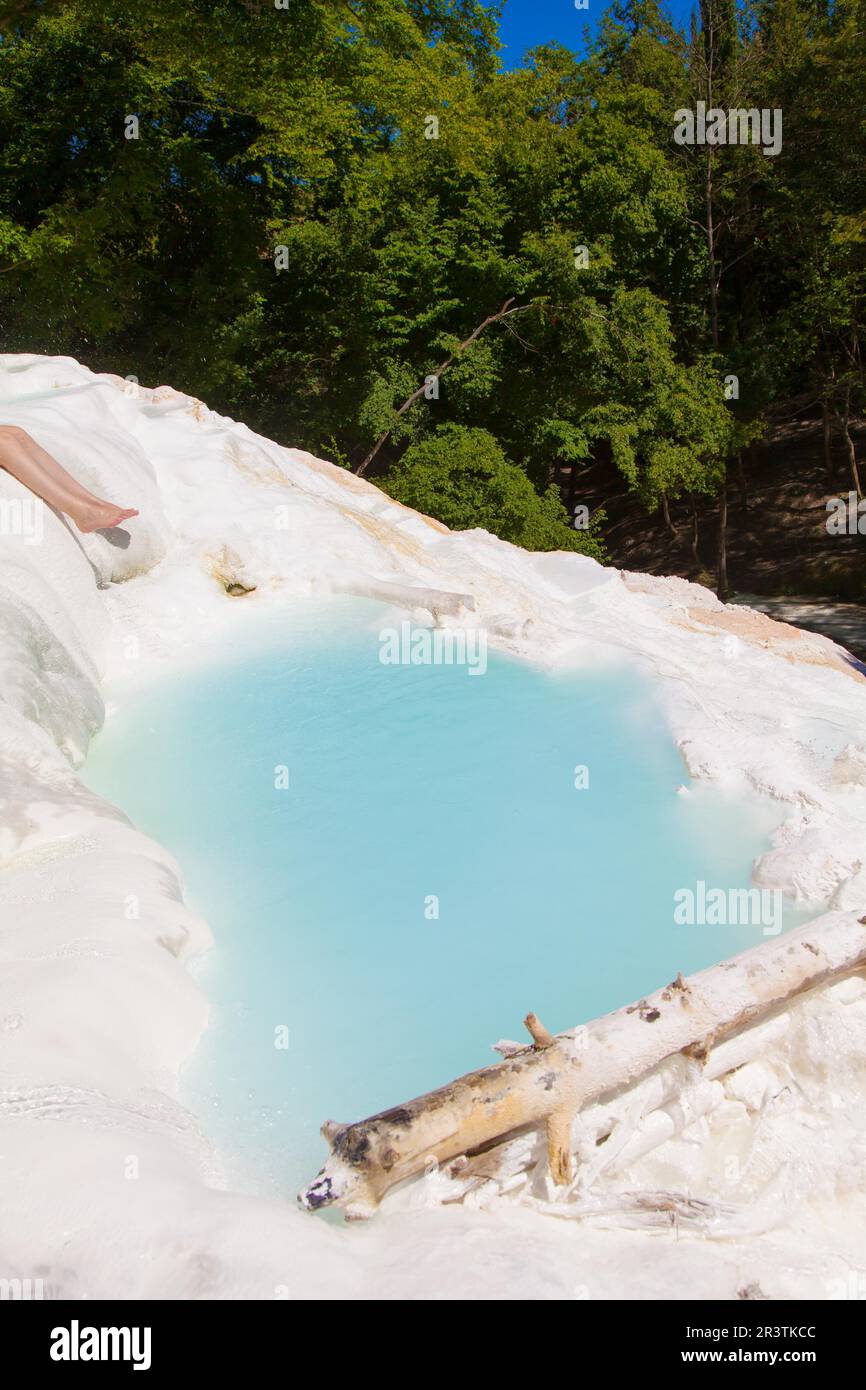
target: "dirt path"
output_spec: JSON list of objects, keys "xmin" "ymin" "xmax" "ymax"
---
[{"xmin": 733, "ymin": 593, "xmax": 866, "ymax": 662}]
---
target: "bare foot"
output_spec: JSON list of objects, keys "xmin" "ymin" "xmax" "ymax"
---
[{"xmin": 72, "ymin": 501, "xmax": 140, "ymax": 534}]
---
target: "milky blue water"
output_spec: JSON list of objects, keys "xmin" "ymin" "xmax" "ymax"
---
[{"xmin": 83, "ymin": 598, "xmax": 809, "ymax": 1194}]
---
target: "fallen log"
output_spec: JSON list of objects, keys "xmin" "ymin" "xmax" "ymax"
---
[
  {"xmin": 432, "ymin": 1013, "xmax": 791, "ymax": 1207},
  {"xmin": 298, "ymin": 912, "xmax": 866, "ymax": 1220}
]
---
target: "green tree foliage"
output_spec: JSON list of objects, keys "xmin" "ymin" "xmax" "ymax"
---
[
  {"xmin": 382, "ymin": 423, "xmax": 606, "ymax": 555},
  {"xmin": 0, "ymin": 0, "xmax": 862, "ymax": 554}
]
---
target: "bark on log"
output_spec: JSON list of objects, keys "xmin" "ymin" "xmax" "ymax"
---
[
  {"xmin": 443, "ymin": 1014, "xmax": 791, "ymax": 1204},
  {"xmin": 298, "ymin": 913, "xmax": 866, "ymax": 1220}
]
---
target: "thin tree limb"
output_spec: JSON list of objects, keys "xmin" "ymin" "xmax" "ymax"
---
[{"xmin": 355, "ymin": 298, "xmax": 534, "ymax": 475}]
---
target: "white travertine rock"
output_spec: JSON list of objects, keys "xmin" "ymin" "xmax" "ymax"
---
[
  {"xmin": 1, "ymin": 352, "xmax": 865, "ymax": 1300},
  {"xmin": 832, "ymin": 743, "xmax": 866, "ymax": 786}
]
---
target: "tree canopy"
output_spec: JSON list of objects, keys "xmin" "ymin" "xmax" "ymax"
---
[{"xmin": 1, "ymin": 0, "xmax": 863, "ymax": 568}]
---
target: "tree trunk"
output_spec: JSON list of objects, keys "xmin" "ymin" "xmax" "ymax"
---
[
  {"xmin": 701, "ymin": 8, "xmax": 720, "ymax": 352},
  {"xmin": 298, "ymin": 912, "xmax": 866, "ymax": 1219},
  {"xmin": 660, "ymin": 492, "xmax": 677, "ymax": 536},
  {"xmin": 841, "ymin": 395, "xmax": 862, "ymax": 499},
  {"xmin": 691, "ymin": 499, "xmax": 701, "ymax": 568},
  {"xmin": 737, "ymin": 448, "xmax": 748, "ymax": 512},
  {"xmin": 823, "ymin": 400, "xmax": 835, "ymax": 488},
  {"xmin": 717, "ymin": 468, "xmax": 729, "ymax": 601},
  {"xmin": 705, "ymin": 149, "xmax": 720, "ymax": 350},
  {"xmin": 567, "ymin": 458, "xmax": 577, "ymax": 514}
]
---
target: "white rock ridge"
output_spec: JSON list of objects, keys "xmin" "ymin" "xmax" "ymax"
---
[{"xmin": 1, "ymin": 353, "xmax": 865, "ymax": 1300}]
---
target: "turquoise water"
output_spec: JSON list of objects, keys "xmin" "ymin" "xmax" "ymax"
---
[{"xmin": 83, "ymin": 598, "xmax": 808, "ymax": 1193}]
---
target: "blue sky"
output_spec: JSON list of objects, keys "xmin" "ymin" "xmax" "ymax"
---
[{"xmin": 496, "ymin": 0, "xmax": 700, "ymax": 68}]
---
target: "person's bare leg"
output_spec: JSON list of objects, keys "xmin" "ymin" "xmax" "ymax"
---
[{"xmin": 0, "ymin": 425, "xmax": 139, "ymax": 533}]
